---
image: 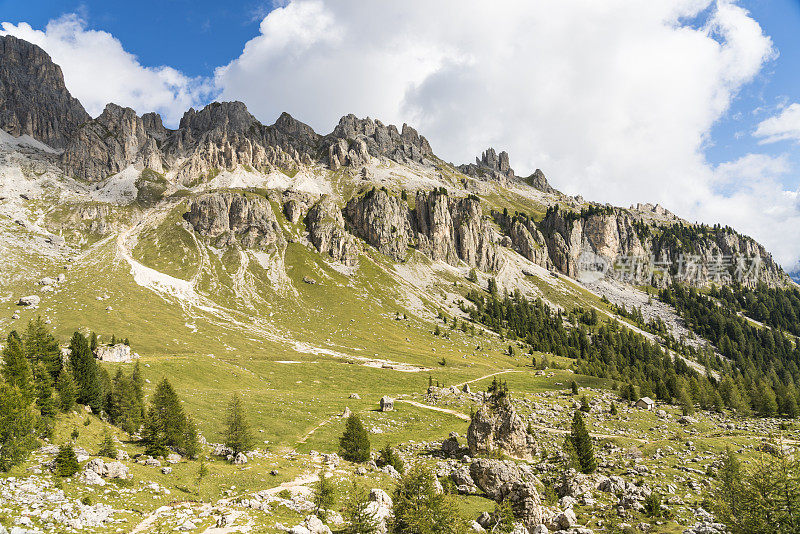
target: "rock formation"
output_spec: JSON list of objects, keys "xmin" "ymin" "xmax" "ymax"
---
[
  {"xmin": 184, "ymin": 192, "xmax": 286, "ymax": 253},
  {"xmin": 327, "ymin": 114, "xmax": 433, "ymax": 168},
  {"xmin": 467, "ymin": 397, "xmax": 537, "ymax": 460},
  {"xmin": 306, "ymin": 195, "xmax": 359, "ymax": 266},
  {"xmin": 0, "ymin": 35, "xmax": 90, "ymax": 149},
  {"xmin": 63, "ymin": 103, "xmax": 166, "ymax": 180},
  {"xmin": 470, "ymin": 459, "xmax": 544, "ymax": 530}
]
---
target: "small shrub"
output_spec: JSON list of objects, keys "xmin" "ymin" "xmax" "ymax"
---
[{"xmin": 81, "ymin": 495, "xmax": 92, "ymax": 506}]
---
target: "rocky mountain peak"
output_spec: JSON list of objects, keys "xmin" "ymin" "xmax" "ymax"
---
[
  {"xmin": 525, "ymin": 168, "xmax": 556, "ymax": 194},
  {"xmin": 62, "ymin": 102, "xmax": 166, "ymax": 180},
  {"xmin": 458, "ymin": 147, "xmax": 515, "ymax": 183},
  {"xmin": 327, "ymin": 114, "xmax": 433, "ymax": 167},
  {"xmin": 178, "ymin": 101, "xmax": 258, "ymax": 138},
  {"xmin": 0, "ymin": 34, "xmax": 90, "ymax": 149},
  {"xmin": 273, "ymin": 111, "xmax": 317, "ymax": 140}
]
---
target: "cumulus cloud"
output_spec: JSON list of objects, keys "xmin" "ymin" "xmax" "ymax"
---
[
  {"xmin": 0, "ymin": 14, "xmax": 210, "ymax": 125},
  {"xmin": 214, "ymin": 0, "xmax": 800, "ymax": 270},
  {"xmin": 754, "ymin": 103, "xmax": 800, "ymax": 143},
  {"xmin": 708, "ymin": 154, "xmax": 800, "ymax": 272}
]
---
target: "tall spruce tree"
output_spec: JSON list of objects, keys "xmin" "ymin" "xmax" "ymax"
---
[
  {"xmin": 68, "ymin": 332, "xmax": 102, "ymax": 413},
  {"xmin": 55, "ymin": 369, "xmax": 77, "ymax": 412},
  {"xmin": 23, "ymin": 317, "xmax": 61, "ymax": 380},
  {"xmin": 339, "ymin": 414, "xmax": 370, "ymax": 463},
  {"xmin": 0, "ymin": 383, "xmax": 38, "ymax": 471},
  {"xmin": 568, "ymin": 411, "xmax": 597, "ymax": 474},
  {"xmin": 1, "ymin": 331, "xmax": 32, "ymax": 397},
  {"xmin": 142, "ymin": 378, "xmax": 198, "ymax": 457},
  {"xmin": 223, "ymin": 393, "xmax": 254, "ymax": 455}
]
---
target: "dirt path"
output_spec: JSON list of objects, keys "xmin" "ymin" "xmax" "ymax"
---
[
  {"xmin": 455, "ymin": 369, "xmax": 521, "ymax": 388},
  {"xmin": 130, "ymin": 471, "xmax": 321, "ymax": 534},
  {"xmin": 398, "ymin": 398, "xmax": 650, "ymax": 443}
]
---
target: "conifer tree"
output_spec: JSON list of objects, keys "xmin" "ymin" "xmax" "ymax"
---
[
  {"xmin": 90, "ymin": 332, "xmax": 98, "ymax": 353},
  {"xmin": 98, "ymin": 427, "xmax": 117, "ymax": 459},
  {"xmin": 339, "ymin": 414, "xmax": 370, "ymax": 463},
  {"xmin": 379, "ymin": 444, "xmax": 404, "ymax": 473},
  {"xmin": 0, "ymin": 383, "xmax": 37, "ymax": 471},
  {"xmin": 568, "ymin": 411, "xmax": 596, "ymax": 474},
  {"xmin": 54, "ymin": 444, "xmax": 80, "ymax": 477},
  {"xmin": 223, "ymin": 393, "xmax": 254, "ymax": 455},
  {"xmin": 342, "ymin": 481, "xmax": 379, "ymax": 534},
  {"xmin": 1, "ymin": 331, "xmax": 32, "ymax": 396},
  {"xmin": 313, "ymin": 471, "xmax": 336, "ymax": 521},
  {"xmin": 68, "ymin": 332, "xmax": 102, "ymax": 413},
  {"xmin": 390, "ymin": 465, "xmax": 468, "ymax": 534},
  {"xmin": 142, "ymin": 378, "xmax": 198, "ymax": 457},
  {"xmin": 23, "ymin": 317, "xmax": 62, "ymax": 380},
  {"xmin": 55, "ymin": 370, "xmax": 77, "ymax": 412}
]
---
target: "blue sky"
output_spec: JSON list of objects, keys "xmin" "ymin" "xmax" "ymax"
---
[
  {"xmin": 0, "ymin": 0, "xmax": 268, "ymax": 77},
  {"xmin": 705, "ymin": 0, "xmax": 800, "ymax": 191},
  {"xmin": 1, "ymin": 1, "xmax": 799, "ymax": 272}
]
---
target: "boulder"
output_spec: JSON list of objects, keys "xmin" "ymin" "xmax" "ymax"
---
[
  {"xmin": 364, "ymin": 488, "xmax": 393, "ymax": 534},
  {"xmin": 469, "ymin": 458, "xmax": 543, "ymax": 529},
  {"xmin": 17, "ymin": 295, "xmax": 40, "ymax": 307},
  {"xmin": 379, "ymin": 396, "xmax": 394, "ymax": 412},
  {"xmin": 233, "ymin": 452, "xmax": 248, "ymax": 465},
  {"xmin": 95, "ymin": 343, "xmax": 134, "ymax": 362}
]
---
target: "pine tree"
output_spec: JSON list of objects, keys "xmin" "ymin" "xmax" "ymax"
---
[
  {"xmin": 143, "ymin": 407, "xmax": 169, "ymax": 457},
  {"xmin": 196, "ymin": 455, "xmax": 209, "ymax": 496},
  {"xmin": 339, "ymin": 414, "xmax": 370, "ymax": 463},
  {"xmin": 1, "ymin": 331, "xmax": 32, "ymax": 396},
  {"xmin": 98, "ymin": 427, "xmax": 117, "ymax": 458},
  {"xmin": 679, "ymin": 388, "xmax": 695, "ymax": 416},
  {"xmin": 610, "ymin": 402, "xmax": 618, "ymax": 416},
  {"xmin": 379, "ymin": 444, "xmax": 404, "ymax": 473},
  {"xmin": 467, "ymin": 268, "xmax": 478, "ymax": 283},
  {"xmin": 571, "ymin": 380, "xmax": 579, "ymax": 395},
  {"xmin": 54, "ymin": 444, "xmax": 80, "ymax": 477},
  {"xmin": 55, "ymin": 370, "xmax": 77, "ymax": 412},
  {"xmin": 568, "ymin": 411, "xmax": 597, "ymax": 474},
  {"xmin": 390, "ymin": 465, "xmax": 468, "ymax": 534},
  {"xmin": 90, "ymin": 332, "xmax": 98, "ymax": 353},
  {"xmin": 313, "ymin": 471, "xmax": 336, "ymax": 521},
  {"xmin": 143, "ymin": 378, "xmax": 197, "ymax": 457},
  {"xmin": 223, "ymin": 393, "xmax": 254, "ymax": 455},
  {"xmin": 68, "ymin": 332, "xmax": 102, "ymax": 413},
  {"xmin": 0, "ymin": 383, "xmax": 37, "ymax": 471},
  {"xmin": 23, "ymin": 317, "xmax": 62, "ymax": 380},
  {"xmin": 342, "ymin": 481, "xmax": 380, "ymax": 534}
]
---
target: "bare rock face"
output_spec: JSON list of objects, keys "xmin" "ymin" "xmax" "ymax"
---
[
  {"xmin": 458, "ymin": 148, "xmax": 514, "ymax": 185},
  {"xmin": 184, "ymin": 192, "xmax": 285, "ymax": 252},
  {"xmin": 345, "ymin": 188, "xmax": 413, "ymax": 261},
  {"xmin": 470, "ymin": 458, "xmax": 544, "ymax": 530},
  {"xmin": 327, "ymin": 114, "xmax": 433, "ymax": 168},
  {"xmin": 62, "ymin": 103, "xmax": 166, "ymax": 181},
  {"xmin": 467, "ymin": 398, "xmax": 536, "ymax": 460},
  {"xmin": 525, "ymin": 169, "xmax": 556, "ymax": 194},
  {"xmin": 539, "ymin": 205, "xmax": 785, "ymax": 287},
  {"xmin": 306, "ymin": 195, "xmax": 359, "ymax": 266},
  {"xmin": 165, "ymin": 104, "xmax": 319, "ymax": 185},
  {"xmin": 414, "ymin": 190, "xmax": 502, "ymax": 271},
  {"xmin": 0, "ymin": 35, "xmax": 90, "ymax": 149}
]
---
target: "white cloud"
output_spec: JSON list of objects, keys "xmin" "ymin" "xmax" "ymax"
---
[
  {"xmin": 0, "ymin": 14, "xmax": 210, "ymax": 125},
  {"xmin": 707, "ymin": 154, "xmax": 800, "ymax": 272},
  {"xmin": 754, "ymin": 103, "xmax": 800, "ymax": 143},
  {"xmin": 214, "ymin": 0, "xmax": 799, "ymax": 270}
]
